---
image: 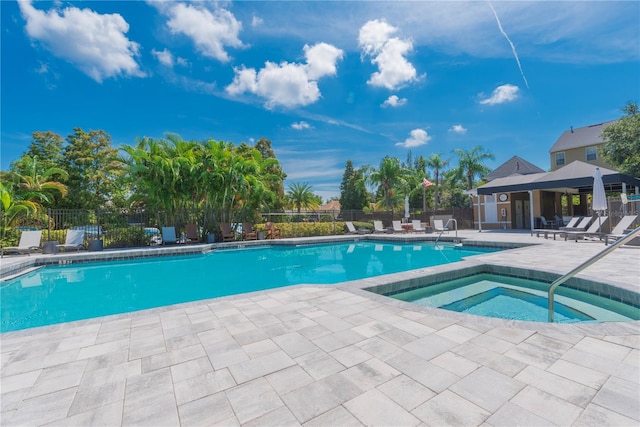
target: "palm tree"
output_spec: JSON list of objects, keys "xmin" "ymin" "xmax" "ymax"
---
[
  {"xmin": 454, "ymin": 146, "xmax": 495, "ymax": 190},
  {"xmin": 12, "ymin": 155, "xmax": 68, "ymax": 210},
  {"xmin": 365, "ymin": 156, "xmax": 410, "ymax": 214},
  {"xmin": 287, "ymin": 182, "xmax": 319, "ymax": 213},
  {"xmin": 426, "ymin": 153, "xmax": 449, "ymax": 212}
]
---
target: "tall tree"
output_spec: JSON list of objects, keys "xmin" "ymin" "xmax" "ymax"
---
[
  {"xmin": 22, "ymin": 131, "xmax": 64, "ymax": 173},
  {"xmin": 453, "ymin": 146, "xmax": 494, "ymax": 190},
  {"xmin": 601, "ymin": 102, "xmax": 640, "ymax": 177},
  {"xmin": 287, "ymin": 182, "xmax": 319, "ymax": 213},
  {"xmin": 426, "ymin": 153, "xmax": 449, "ymax": 212},
  {"xmin": 365, "ymin": 156, "xmax": 410, "ymax": 214},
  {"xmin": 253, "ymin": 137, "xmax": 287, "ymax": 210},
  {"xmin": 339, "ymin": 160, "xmax": 368, "ymax": 210}
]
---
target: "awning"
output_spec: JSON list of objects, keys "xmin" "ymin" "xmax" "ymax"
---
[{"xmin": 477, "ymin": 161, "xmax": 640, "ymax": 195}]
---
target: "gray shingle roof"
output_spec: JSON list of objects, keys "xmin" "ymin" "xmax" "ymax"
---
[
  {"xmin": 484, "ymin": 156, "xmax": 545, "ymax": 182},
  {"xmin": 549, "ymin": 120, "xmax": 617, "ymax": 153}
]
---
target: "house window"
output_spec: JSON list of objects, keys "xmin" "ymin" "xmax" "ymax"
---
[
  {"xmin": 555, "ymin": 152, "xmax": 565, "ymax": 166},
  {"xmin": 586, "ymin": 146, "xmax": 598, "ymax": 162}
]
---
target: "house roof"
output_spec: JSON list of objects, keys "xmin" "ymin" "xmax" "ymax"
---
[
  {"xmin": 483, "ymin": 156, "xmax": 545, "ymax": 182},
  {"xmin": 477, "ymin": 160, "xmax": 640, "ymax": 195},
  {"xmin": 318, "ymin": 200, "xmax": 341, "ymax": 211},
  {"xmin": 549, "ymin": 120, "xmax": 616, "ymax": 153}
]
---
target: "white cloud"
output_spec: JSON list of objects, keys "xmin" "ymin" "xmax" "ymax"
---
[
  {"xmin": 479, "ymin": 84, "xmax": 520, "ymax": 105},
  {"xmin": 304, "ymin": 43, "xmax": 344, "ymax": 80},
  {"xmin": 226, "ymin": 42, "xmax": 344, "ymax": 109},
  {"xmin": 152, "ymin": 48, "xmax": 173, "ymax": 67},
  {"xmin": 17, "ymin": 0, "xmax": 144, "ymax": 83},
  {"xmin": 251, "ymin": 16, "xmax": 263, "ymax": 27},
  {"xmin": 449, "ymin": 124, "xmax": 467, "ymax": 134},
  {"xmin": 152, "ymin": 48, "xmax": 187, "ymax": 68},
  {"xmin": 395, "ymin": 128, "xmax": 431, "ymax": 148},
  {"xmin": 164, "ymin": 3, "xmax": 244, "ymax": 62},
  {"xmin": 382, "ymin": 95, "xmax": 407, "ymax": 108},
  {"xmin": 291, "ymin": 121, "xmax": 311, "ymax": 130},
  {"xmin": 358, "ymin": 19, "xmax": 420, "ymax": 90}
]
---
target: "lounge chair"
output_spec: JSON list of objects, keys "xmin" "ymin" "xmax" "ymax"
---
[
  {"xmin": 220, "ymin": 223, "xmax": 236, "ymax": 242},
  {"xmin": 536, "ymin": 216, "xmax": 590, "ymax": 239},
  {"xmin": 373, "ymin": 220, "xmax": 386, "ymax": 233},
  {"xmin": 265, "ymin": 222, "xmax": 281, "ymax": 239},
  {"xmin": 604, "ymin": 215, "xmax": 638, "ymax": 245},
  {"xmin": 1, "ymin": 230, "xmax": 42, "ymax": 257},
  {"xmin": 56, "ymin": 230, "xmax": 85, "ymax": 252},
  {"xmin": 411, "ymin": 220, "xmax": 426, "ymax": 233},
  {"xmin": 433, "ymin": 219, "xmax": 448, "ymax": 233},
  {"xmin": 242, "ymin": 222, "xmax": 258, "ymax": 240},
  {"xmin": 392, "ymin": 220, "xmax": 405, "ymax": 233},
  {"xmin": 185, "ymin": 223, "xmax": 200, "ymax": 243},
  {"xmin": 559, "ymin": 217, "xmax": 581, "ymax": 230},
  {"xmin": 563, "ymin": 216, "xmax": 608, "ymax": 242},
  {"xmin": 345, "ymin": 221, "xmax": 358, "ymax": 234},
  {"xmin": 162, "ymin": 226, "xmax": 179, "ymax": 245}
]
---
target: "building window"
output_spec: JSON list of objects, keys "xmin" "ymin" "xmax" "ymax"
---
[
  {"xmin": 555, "ymin": 152, "xmax": 565, "ymax": 166},
  {"xmin": 586, "ymin": 146, "xmax": 598, "ymax": 162}
]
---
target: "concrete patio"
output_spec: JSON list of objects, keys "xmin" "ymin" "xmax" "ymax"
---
[{"xmin": 1, "ymin": 230, "xmax": 638, "ymax": 426}]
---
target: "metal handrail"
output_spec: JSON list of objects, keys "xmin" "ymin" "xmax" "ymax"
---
[
  {"xmin": 434, "ymin": 218, "xmax": 458, "ymax": 246},
  {"xmin": 548, "ymin": 225, "xmax": 640, "ymax": 322}
]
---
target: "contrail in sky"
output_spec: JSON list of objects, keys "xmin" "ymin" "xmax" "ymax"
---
[{"xmin": 488, "ymin": 1, "xmax": 529, "ymax": 89}]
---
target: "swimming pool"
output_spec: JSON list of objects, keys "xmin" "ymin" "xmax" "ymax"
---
[
  {"xmin": 1, "ymin": 241, "xmax": 497, "ymax": 332},
  {"xmin": 387, "ymin": 273, "xmax": 640, "ymax": 323}
]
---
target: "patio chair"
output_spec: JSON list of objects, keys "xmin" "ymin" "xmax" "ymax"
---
[
  {"xmin": 220, "ymin": 223, "xmax": 236, "ymax": 242},
  {"xmin": 1, "ymin": 230, "xmax": 42, "ymax": 257},
  {"xmin": 563, "ymin": 216, "xmax": 608, "ymax": 242},
  {"xmin": 604, "ymin": 215, "xmax": 638, "ymax": 245},
  {"xmin": 242, "ymin": 222, "xmax": 258, "ymax": 240},
  {"xmin": 538, "ymin": 216, "xmax": 557, "ymax": 229},
  {"xmin": 265, "ymin": 222, "xmax": 281, "ymax": 239},
  {"xmin": 536, "ymin": 216, "xmax": 590, "ymax": 239},
  {"xmin": 56, "ymin": 230, "xmax": 85, "ymax": 252},
  {"xmin": 391, "ymin": 220, "xmax": 405, "ymax": 233},
  {"xmin": 373, "ymin": 220, "xmax": 386, "ymax": 233},
  {"xmin": 559, "ymin": 216, "xmax": 581, "ymax": 230},
  {"xmin": 411, "ymin": 220, "xmax": 426, "ymax": 233},
  {"xmin": 433, "ymin": 219, "xmax": 448, "ymax": 233},
  {"xmin": 345, "ymin": 221, "xmax": 358, "ymax": 234},
  {"xmin": 185, "ymin": 223, "xmax": 200, "ymax": 243},
  {"xmin": 162, "ymin": 226, "xmax": 179, "ymax": 245}
]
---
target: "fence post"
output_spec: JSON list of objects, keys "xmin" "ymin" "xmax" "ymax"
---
[{"xmin": 47, "ymin": 208, "xmax": 51, "ymax": 240}]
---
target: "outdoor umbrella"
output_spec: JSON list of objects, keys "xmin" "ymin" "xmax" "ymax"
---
[
  {"xmin": 404, "ymin": 195, "xmax": 410, "ymax": 219},
  {"xmin": 592, "ymin": 167, "xmax": 607, "ymax": 229}
]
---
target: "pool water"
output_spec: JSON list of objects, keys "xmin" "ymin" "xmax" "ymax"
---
[
  {"xmin": 1, "ymin": 242, "xmax": 495, "ymax": 332},
  {"xmin": 390, "ymin": 273, "xmax": 639, "ymax": 323}
]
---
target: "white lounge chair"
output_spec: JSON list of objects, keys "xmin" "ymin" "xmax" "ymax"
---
[
  {"xmin": 536, "ymin": 216, "xmax": 591, "ymax": 239},
  {"xmin": 57, "ymin": 230, "xmax": 85, "ymax": 252},
  {"xmin": 373, "ymin": 220, "xmax": 386, "ymax": 233},
  {"xmin": 391, "ymin": 220, "xmax": 405, "ymax": 233},
  {"xmin": 433, "ymin": 219, "xmax": 448, "ymax": 233},
  {"xmin": 559, "ymin": 217, "xmax": 581, "ymax": 230},
  {"xmin": 411, "ymin": 220, "xmax": 426, "ymax": 232},
  {"xmin": 345, "ymin": 221, "xmax": 358, "ymax": 234},
  {"xmin": 162, "ymin": 226, "xmax": 178, "ymax": 245},
  {"xmin": 563, "ymin": 216, "xmax": 608, "ymax": 242},
  {"xmin": 604, "ymin": 215, "xmax": 638, "ymax": 245},
  {"xmin": 1, "ymin": 230, "xmax": 42, "ymax": 257}
]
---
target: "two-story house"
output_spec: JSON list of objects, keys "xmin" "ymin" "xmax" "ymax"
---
[{"xmin": 548, "ymin": 121, "xmax": 616, "ymax": 171}]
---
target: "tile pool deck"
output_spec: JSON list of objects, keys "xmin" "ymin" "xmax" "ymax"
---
[{"xmin": 1, "ymin": 231, "xmax": 638, "ymax": 426}]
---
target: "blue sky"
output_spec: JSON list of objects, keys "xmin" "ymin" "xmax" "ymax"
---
[{"xmin": 2, "ymin": 1, "xmax": 639, "ymax": 201}]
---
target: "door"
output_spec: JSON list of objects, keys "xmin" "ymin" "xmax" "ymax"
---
[
  {"xmin": 524, "ymin": 200, "xmax": 531, "ymax": 229},
  {"xmin": 515, "ymin": 200, "xmax": 523, "ymax": 229}
]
